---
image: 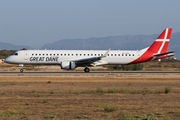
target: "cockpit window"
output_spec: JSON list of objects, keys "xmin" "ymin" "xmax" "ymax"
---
[{"xmin": 12, "ymin": 53, "xmax": 18, "ymax": 56}]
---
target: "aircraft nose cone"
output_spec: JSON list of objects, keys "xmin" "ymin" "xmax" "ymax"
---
[{"xmin": 4, "ymin": 58, "xmax": 9, "ymax": 63}]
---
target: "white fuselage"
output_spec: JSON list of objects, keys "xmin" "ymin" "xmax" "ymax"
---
[{"xmin": 4, "ymin": 49, "xmax": 146, "ymax": 66}]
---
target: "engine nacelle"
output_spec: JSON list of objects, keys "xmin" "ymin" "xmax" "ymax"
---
[{"xmin": 61, "ymin": 61, "xmax": 76, "ymax": 70}]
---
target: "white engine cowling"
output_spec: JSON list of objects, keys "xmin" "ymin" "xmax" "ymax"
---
[{"xmin": 61, "ymin": 61, "xmax": 76, "ymax": 70}]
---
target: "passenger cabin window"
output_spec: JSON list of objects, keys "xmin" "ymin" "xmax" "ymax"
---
[
  {"xmin": 133, "ymin": 54, "xmax": 134, "ymax": 56},
  {"xmin": 43, "ymin": 54, "xmax": 44, "ymax": 56},
  {"xmin": 76, "ymin": 54, "xmax": 78, "ymax": 56},
  {"xmin": 72, "ymin": 54, "xmax": 73, "ymax": 56},
  {"xmin": 84, "ymin": 54, "xmax": 86, "ymax": 56},
  {"xmin": 64, "ymin": 54, "xmax": 66, "ymax": 56},
  {"xmin": 39, "ymin": 54, "xmax": 41, "ymax": 56},
  {"xmin": 32, "ymin": 54, "xmax": 34, "ymax": 56},
  {"xmin": 88, "ymin": 54, "xmax": 89, "ymax": 56},
  {"xmin": 50, "ymin": 54, "xmax": 52, "ymax": 56},
  {"xmin": 118, "ymin": 54, "xmax": 120, "ymax": 56},
  {"xmin": 111, "ymin": 54, "xmax": 113, "ymax": 56},
  {"xmin": 68, "ymin": 54, "xmax": 70, "ymax": 56},
  {"xmin": 91, "ymin": 54, "xmax": 93, "ymax": 56},
  {"xmin": 129, "ymin": 54, "xmax": 131, "ymax": 56},
  {"xmin": 115, "ymin": 54, "xmax": 116, "ymax": 56},
  {"xmin": 36, "ymin": 54, "xmax": 37, "ymax": 56},
  {"xmin": 46, "ymin": 54, "xmax": 48, "ymax": 56},
  {"xmin": 57, "ymin": 54, "xmax": 59, "ymax": 56},
  {"xmin": 54, "ymin": 54, "xmax": 55, "ymax": 56},
  {"xmin": 108, "ymin": 54, "xmax": 109, "ymax": 56}
]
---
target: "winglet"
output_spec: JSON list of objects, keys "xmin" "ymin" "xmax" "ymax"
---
[{"xmin": 100, "ymin": 48, "xmax": 111, "ymax": 58}]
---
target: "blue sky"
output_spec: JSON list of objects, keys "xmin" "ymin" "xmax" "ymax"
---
[{"xmin": 0, "ymin": 0, "xmax": 180, "ymax": 48}]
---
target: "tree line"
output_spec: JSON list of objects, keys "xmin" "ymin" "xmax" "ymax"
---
[{"xmin": 0, "ymin": 50, "xmax": 17, "ymax": 59}]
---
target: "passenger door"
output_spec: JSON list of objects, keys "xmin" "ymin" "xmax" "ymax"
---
[{"xmin": 24, "ymin": 51, "xmax": 29, "ymax": 60}]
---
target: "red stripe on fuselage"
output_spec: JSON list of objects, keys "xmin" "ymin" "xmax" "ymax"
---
[
  {"xmin": 128, "ymin": 51, "xmax": 153, "ymax": 64},
  {"xmin": 128, "ymin": 41, "xmax": 162, "ymax": 64}
]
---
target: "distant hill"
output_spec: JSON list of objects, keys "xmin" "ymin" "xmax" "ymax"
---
[
  {"xmin": 41, "ymin": 32, "xmax": 180, "ymax": 59},
  {"xmin": 41, "ymin": 35, "xmax": 158, "ymax": 50},
  {"xmin": 0, "ymin": 42, "xmax": 31, "ymax": 50}
]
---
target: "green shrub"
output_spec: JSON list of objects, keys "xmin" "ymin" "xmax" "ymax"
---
[
  {"xmin": 104, "ymin": 105, "xmax": 117, "ymax": 112},
  {"xmin": 119, "ymin": 87, "xmax": 126, "ymax": 93},
  {"xmin": 74, "ymin": 92, "xmax": 79, "ymax": 95},
  {"xmin": 0, "ymin": 113, "xmax": 19, "ymax": 117},
  {"xmin": 154, "ymin": 112, "xmax": 163, "ymax": 115},
  {"xmin": 50, "ymin": 91, "xmax": 54, "ymax": 94},
  {"xmin": 107, "ymin": 88, "xmax": 119, "ymax": 93},
  {"xmin": 45, "ymin": 115, "xmax": 56, "ymax": 118},
  {"xmin": 165, "ymin": 87, "xmax": 170, "ymax": 94},
  {"xmin": 96, "ymin": 86, "xmax": 104, "ymax": 94},
  {"xmin": 43, "ymin": 98, "xmax": 48, "ymax": 103},
  {"xmin": 78, "ymin": 115, "xmax": 92, "ymax": 119},
  {"xmin": 118, "ymin": 114, "xmax": 132, "ymax": 120},
  {"xmin": 32, "ymin": 89, "xmax": 36, "ymax": 93},
  {"xmin": 26, "ymin": 102, "xmax": 29, "ymax": 105}
]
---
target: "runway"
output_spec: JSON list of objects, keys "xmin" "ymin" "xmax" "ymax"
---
[{"xmin": 0, "ymin": 71, "xmax": 180, "ymax": 76}]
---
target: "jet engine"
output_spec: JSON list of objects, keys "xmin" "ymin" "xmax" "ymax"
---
[{"xmin": 61, "ymin": 61, "xmax": 76, "ymax": 70}]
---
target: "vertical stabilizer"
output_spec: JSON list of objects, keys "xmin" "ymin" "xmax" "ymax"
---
[
  {"xmin": 129, "ymin": 28, "xmax": 173, "ymax": 64},
  {"xmin": 147, "ymin": 28, "xmax": 172, "ymax": 54}
]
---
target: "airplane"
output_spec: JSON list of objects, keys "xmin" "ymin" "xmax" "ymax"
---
[{"xmin": 4, "ymin": 28, "xmax": 175, "ymax": 73}]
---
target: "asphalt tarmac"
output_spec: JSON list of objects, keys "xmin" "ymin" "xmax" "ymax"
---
[{"xmin": 0, "ymin": 71, "xmax": 180, "ymax": 76}]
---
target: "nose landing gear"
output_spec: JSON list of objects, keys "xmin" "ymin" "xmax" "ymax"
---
[
  {"xmin": 20, "ymin": 69, "xmax": 23, "ymax": 73},
  {"xmin": 84, "ymin": 67, "xmax": 90, "ymax": 73},
  {"xmin": 19, "ymin": 64, "xmax": 24, "ymax": 73}
]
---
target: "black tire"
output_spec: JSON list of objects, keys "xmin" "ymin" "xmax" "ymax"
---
[
  {"xmin": 84, "ymin": 67, "xmax": 90, "ymax": 73},
  {"xmin": 20, "ymin": 69, "xmax": 23, "ymax": 73}
]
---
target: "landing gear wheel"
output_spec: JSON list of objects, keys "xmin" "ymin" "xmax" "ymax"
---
[
  {"xmin": 84, "ymin": 67, "xmax": 90, "ymax": 73},
  {"xmin": 20, "ymin": 69, "xmax": 23, "ymax": 73}
]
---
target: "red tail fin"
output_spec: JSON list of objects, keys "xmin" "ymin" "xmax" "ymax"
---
[
  {"xmin": 147, "ymin": 28, "xmax": 172, "ymax": 54},
  {"xmin": 129, "ymin": 28, "xmax": 172, "ymax": 64}
]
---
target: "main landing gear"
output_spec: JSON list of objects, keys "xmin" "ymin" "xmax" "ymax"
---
[
  {"xmin": 19, "ymin": 64, "xmax": 24, "ymax": 73},
  {"xmin": 84, "ymin": 67, "xmax": 90, "ymax": 73}
]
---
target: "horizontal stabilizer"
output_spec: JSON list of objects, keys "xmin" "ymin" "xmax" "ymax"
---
[{"xmin": 153, "ymin": 51, "xmax": 175, "ymax": 58}]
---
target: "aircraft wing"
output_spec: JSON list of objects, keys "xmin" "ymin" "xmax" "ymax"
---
[
  {"xmin": 153, "ymin": 51, "xmax": 175, "ymax": 58},
  {"xmin": 73, "ymin": 49, "xmax": 110, "ymax": 66}
]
